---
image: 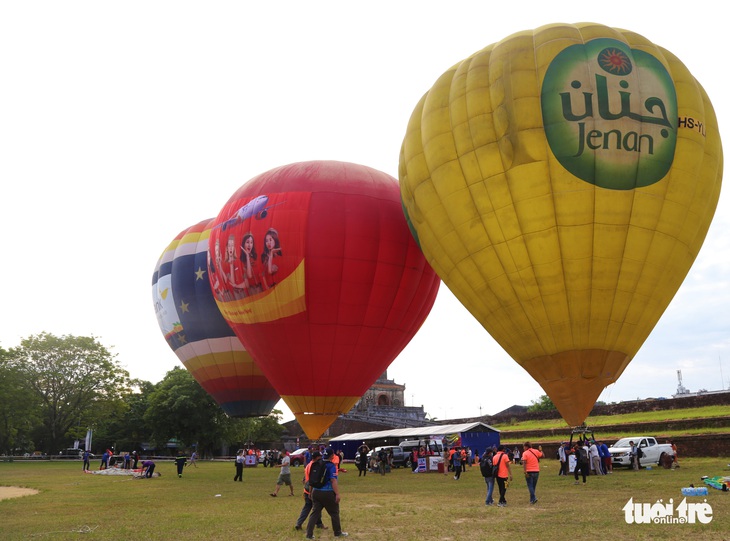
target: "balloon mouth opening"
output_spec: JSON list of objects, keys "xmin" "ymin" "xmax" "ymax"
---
[{"xmin": 522, "ymin": 349, "xmax": 632, "ymax": 426}]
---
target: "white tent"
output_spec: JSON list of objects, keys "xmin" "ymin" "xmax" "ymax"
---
[{"xmin": 329, "ymin": 421, "xmax": 500, "ymax": 443}]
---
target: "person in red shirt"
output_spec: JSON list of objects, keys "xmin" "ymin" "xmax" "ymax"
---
[{"xmin": 522, "ymin": 442, "xmax": 544, "ymax": 505}]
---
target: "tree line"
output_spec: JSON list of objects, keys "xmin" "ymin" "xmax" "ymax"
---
[{"xmin": 0, "ymin": 333, "xmax": 285, "ymax": 456}]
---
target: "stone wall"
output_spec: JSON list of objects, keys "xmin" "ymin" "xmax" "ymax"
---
[{"xmin": 501, "ymin": 433, "xmax": 730, "ymax": 459}]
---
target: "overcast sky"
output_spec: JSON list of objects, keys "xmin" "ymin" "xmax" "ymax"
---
[{"xmin": 1, "ymin": 1, "xmax": 727, "ymax": 424}]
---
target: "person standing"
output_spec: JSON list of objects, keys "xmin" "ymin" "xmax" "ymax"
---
[
  {"xmin": 234, "ymin": 449, "xmax": 245, "ymax": 482},
  {"xmin": 132, "ymin": 450, "xmax": 139, "ymax": 469},
  {"xmin": 589, "ymin": 440, "xmax": 603, "ymax": 475},
  {"xmin": 175, "ymin": 450, "xmax": 187, "ymax": 478},
  {"xmin": 630, "ymin": 441, "xmax": 639, "ymax": 471},
  {"xmin": 479, "ymin": 448, "xmax": 495, "ymax": 506},
  {"xmin": 189, "ymin": 450, "xmax": 198, "ymax": 468},
  {"xmin": 493, "ymin": 445, "xmax": 512, "ymax": 507},
  {"xmin": 598, "ymin": 441, "xmax": 612, "ymax": 474},
  {"xmin": 558, "ymin": 442, "xmax": 567, "ymax": 476},
  {"xmin": 356, "ymin": 443, "xmax": 369, "ymax": 477},
  {"xmin": 305, "ymin": 448, "xmax": 348, "ymax": 539},
  {"xmin": 100, "ymin": 449, "xmax": 110, "ymax": 470},
  {"xmin": 522, "ymin": 442, "xmax": 543, "ymax": 505},
  {"xmin": 294, "ymin": 451, "xmax": 327, "ymax": 532},
  {"xmin": 270, "ymin": 451, "xmax": 294, "ymax": 496},
  {"xmin": 452, "ymin": 447, "xmax": 462, "ymax": 480},
  {"xmin": 82, "ymin": 450, "xmax": 91, "ymax": 471}
]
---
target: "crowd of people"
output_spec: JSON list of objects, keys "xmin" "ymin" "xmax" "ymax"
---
[
  {"xmin": 555, "ymin": 439, "xmax": 614, "ymax": 484},
  {"xmin": 81, "ymin": 438, "xmax": 687, "ymax": 538}
]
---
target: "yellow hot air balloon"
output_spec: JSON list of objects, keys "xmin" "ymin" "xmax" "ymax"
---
[{"xmin": 399, "ymin": 23, "xmax": 723, "ymax": 426}]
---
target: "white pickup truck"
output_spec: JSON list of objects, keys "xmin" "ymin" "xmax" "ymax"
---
[{"xmin": 608, "ymin": 437, "xmax": 674, "ymax": 468}]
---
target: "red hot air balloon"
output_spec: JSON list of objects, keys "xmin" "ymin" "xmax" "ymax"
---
[
  {"xmin": 208, "ymin": 161, "xmax": 440, "ymax": 438},
  {"xmin": 152, "ymin": 218, "xmax": 280, "ymax": 417}
]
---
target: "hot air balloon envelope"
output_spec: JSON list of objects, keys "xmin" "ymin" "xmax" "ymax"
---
[
  {"xmin": 399, "ymin": 23, "xmax": 722, "ymax": 425},
  {"xmin": 209, "ymin": 161, "xmax": 440, "ymax": 438}
]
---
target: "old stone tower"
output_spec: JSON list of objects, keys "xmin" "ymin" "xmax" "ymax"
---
[{"xmin": 348, "ymin": 370, "xmax": 427, "ymax": 427}]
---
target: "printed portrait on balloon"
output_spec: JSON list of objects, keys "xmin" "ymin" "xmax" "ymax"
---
[{"xmin": 208, "ymin": 193, "xmax": 307, "ymax": 313}]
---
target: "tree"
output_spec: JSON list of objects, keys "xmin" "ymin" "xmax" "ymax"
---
[
  {"xmin": 101, "ymin": 379, "xmax": 155, "ymax": 452},
  {"xmin": 0, "ymin": 347, "xmax": 41, "ymax": 454},
  {"xmin": 227, "ymin": 410, "xmax": 285, "ymax": 450},
  {"xmin": 9, "ymin": 333, "xmax": 131, "ymax": 453},
  {"xmin": 527, "ymin": 394, "xmax": 557, "ymax": 413},
  {"xmin": 144, "ymin": 367, "xmax": 233, "ymax": 455}
]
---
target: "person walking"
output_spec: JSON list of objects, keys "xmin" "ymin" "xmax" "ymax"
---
[
  {"xmin": 479, "ymin": 448, "xmax": 496, "ymax": 506},
  {"xmin": 493, "ymin": 445, "xmax": 512, "ymax": 507},
  {"xmin": 234, "ymin": 449, "xmax": 245, "ymax": 482},
  {"xmin": 294, "ymin": 451, "xmax": 327, "ymax": 532},
  {"xmin": 522, "ymin": 442, "xmax": 543, "ymax": 505},
  {"xmin": 305, "ymin": 448, "xmax": 348, "ymax": 539},
  {"xmin": 573, "ymin": 441, "xmax": 590, "ymax": 484},
  {"xmin": 270, "ymin": 450, "xmax": 294, "ymax": 496}
]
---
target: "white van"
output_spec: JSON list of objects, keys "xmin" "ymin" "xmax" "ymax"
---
[{"xmin": 399, "ymin": 439, "xmax": 444, "ymax": 455}]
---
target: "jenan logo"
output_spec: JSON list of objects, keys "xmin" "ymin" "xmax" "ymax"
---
[
  {"xmin": 541, "ymin": 38, "xmax": 678, "ymax": 190},
  {"xmin": 623, "ymin": 497, "xmax": 713, "ymax": 524}
]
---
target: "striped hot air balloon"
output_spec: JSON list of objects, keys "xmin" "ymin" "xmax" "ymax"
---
[{"xmin": 152, "ymin": 218, "xmax": 279, "ymax": 417}]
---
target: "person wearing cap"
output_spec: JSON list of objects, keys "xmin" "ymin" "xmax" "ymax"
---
[
  {"xmin": 294, "ymin": 451, "xmax": 327, "ymax": 532},
  {"xmin": 305, "ymin": 448, "xmax": 348, "ymax": 539},
  {"xmin": 588, "ymin": 440, "xmax": 603, "ymax": 475}
]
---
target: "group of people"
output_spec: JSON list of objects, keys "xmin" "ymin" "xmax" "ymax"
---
[
  {"xmin": 264, "ymin": 448, "xmax": 347, "ymax": 538},
  {"xmin": 556, "ymin": 439, "xmax": 613, "ymax": 484},
  {"xmin": 478, "ymin": 442, "xmax": 544, "ymax": 506},
  {"xmin": 87, "ymin": 448, "xmax": 200, "ymax": 479},
  {"xmin": 93, "ymin": 449, "xmax": 141, "ymax": 471}
]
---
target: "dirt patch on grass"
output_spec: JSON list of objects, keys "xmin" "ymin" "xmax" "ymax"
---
[{"xmin": 0, "ymin": 486, "xmax": 39, "ymax": 501}]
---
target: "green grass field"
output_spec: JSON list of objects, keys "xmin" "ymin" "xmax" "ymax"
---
[{"xmin": 2, "ymin": 458, "xmax": 728, "ymax": 540}]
